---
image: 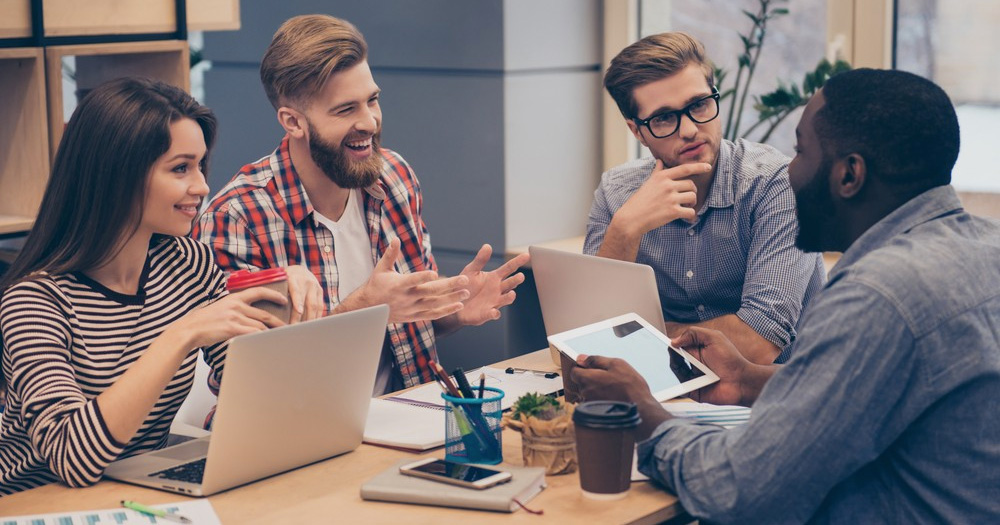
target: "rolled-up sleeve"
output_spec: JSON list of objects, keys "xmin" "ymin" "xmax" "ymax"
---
[
  {"xmin": 637, "ymin": 282, "xmax": 921, "ymax": 523},
  {"xmin": 737, "ymin": 173, "xmax": 822, "ymax": 348}
]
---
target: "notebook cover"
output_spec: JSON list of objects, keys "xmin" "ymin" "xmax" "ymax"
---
[{"xmin": 360, "ymin": 458, "xmax": 546, "ymax": 513}]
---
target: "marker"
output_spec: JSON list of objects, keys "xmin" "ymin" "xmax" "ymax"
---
[
  {"xmin": 121, "ymin": 500, "xmax": 191, "ymax": 524},
  {"xmin": 452, "ymin": 367, "xmax": 476, "ymax": 399}
]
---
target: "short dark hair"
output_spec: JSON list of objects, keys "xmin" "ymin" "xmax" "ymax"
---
[
  {"xmin": 815, "ymin": 68, "xmax": 959, "ymax": 192},
  {"xmin": 604, "ymin": 32, "xmax": 715, "ymax": 119},
  {"xmin": 0, "ymin": 77, "xmax": 217, "ymax": 292}
]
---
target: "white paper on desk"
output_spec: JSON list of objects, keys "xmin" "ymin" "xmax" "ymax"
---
[
  {"xmin": 3, "ymin": 499, "xmax": 220, "ymax": 525},
  {"xmin": 664, "ymin": 401, "xmax": 752, "ymax": 429},
  {"xmin": 390, "ymin": 366, "xmax": 563, "ymax": 411},
  {"xmin": 364, "ymin": 398, "xmax": 446, "ymax": 451}
]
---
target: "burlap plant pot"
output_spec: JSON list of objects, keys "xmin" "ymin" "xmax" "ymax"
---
[{"xmin": 504, "ymin": 404, "xmax": 577, "ymax": 475}]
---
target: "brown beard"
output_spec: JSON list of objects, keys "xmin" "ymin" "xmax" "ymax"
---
[{"xmin": 308, "ymin": 128, "xmax": 384, "ymax": 189}]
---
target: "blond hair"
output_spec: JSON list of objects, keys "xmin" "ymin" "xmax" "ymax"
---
[
  {"xmin": 604, "ymin": 32, "xmax": 715, "ymax": 119},
  {"xmin": 260, "ymin": 14, "xmax": 368, "ymax": 110}
]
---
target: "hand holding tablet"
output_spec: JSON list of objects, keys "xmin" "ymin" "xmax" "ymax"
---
[{"xmin": 548, "ymin": 313, "xmax": 719, "ymax": 401}]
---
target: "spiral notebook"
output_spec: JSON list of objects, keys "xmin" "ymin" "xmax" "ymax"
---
[{"xmin": 364, "ymin": 398, "xmax": 446, "ymax": 450}]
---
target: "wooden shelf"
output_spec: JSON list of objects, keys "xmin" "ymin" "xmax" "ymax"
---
[
  {"xmin": 0, "ymin": 0, "xmax": 240, "ymax": 40},
  {"xmin": 0, "ymin": 215, "xmax": 35, "ymax": 236},
  {"xmin": 0, "ymin": 47, "xmax": 49, "ymax": 236},
  {"xmin": 45, "ymin": 40, "xmax": 190, "ymax": 161},
  {"xmin": 0, "ymin": 3, "xmax": 239, "ymax": 238}
]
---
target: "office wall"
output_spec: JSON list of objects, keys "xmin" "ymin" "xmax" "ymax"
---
[{"xmin": 203, "ymin": 0, "xmax": 601, "ymax": 369}]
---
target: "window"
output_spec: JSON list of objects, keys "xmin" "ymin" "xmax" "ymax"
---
[
  {"xmin": 895, "ymin": 0, "xmax": 1000, "ymax": 194},
  {"xmin": 638, "ymin": 0, "xmax": 829, "ymax": 157}
]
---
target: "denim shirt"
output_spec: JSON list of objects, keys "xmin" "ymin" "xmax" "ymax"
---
[
  {"xmin": 585, "ymin": 139, "xmax": 825, "ymax": 348},
  {"xmin": 637, "ymin": 185, "xmax": 1000, "ymax": 523}
]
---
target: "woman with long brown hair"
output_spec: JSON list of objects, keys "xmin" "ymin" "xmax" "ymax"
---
[{"xmin": 0, "ymin": 77, "xmax": 288, "ymax": 494}]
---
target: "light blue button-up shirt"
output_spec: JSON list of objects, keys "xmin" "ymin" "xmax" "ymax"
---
[
  {"xmin": 585, "ymin": 139, "xmax": 825, "ymax": 348},
  {"xmin": 638, "ymin": 185, "xmax": 1000, "ymax": 523}
]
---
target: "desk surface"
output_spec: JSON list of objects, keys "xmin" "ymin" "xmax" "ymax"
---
[{"xmin": 2, "ymin": 350, "xmax": 682, "ymax": 524}]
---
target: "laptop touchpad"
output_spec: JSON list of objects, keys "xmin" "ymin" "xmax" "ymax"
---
[{"xmin": 151, "ymin": 439, "xmax": 210, "ymax": 460}]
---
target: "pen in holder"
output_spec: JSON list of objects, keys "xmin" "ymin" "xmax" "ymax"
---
[{"xmin": 442, "ymin": 387, "xmax": 504, "ymax": 465}]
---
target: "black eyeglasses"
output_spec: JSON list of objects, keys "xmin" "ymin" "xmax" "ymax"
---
[{"xmin": 632, "ymin": 87, "xmax": 721, "ymax": 139}]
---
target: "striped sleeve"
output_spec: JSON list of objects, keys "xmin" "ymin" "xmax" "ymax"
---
[
  {"xmin": 195, "ymin": 240, "xmax": 230, "ymax": 397},
  {"xmin": 0, "ymin": 281, "xmax": 126, "ymax": 487}
]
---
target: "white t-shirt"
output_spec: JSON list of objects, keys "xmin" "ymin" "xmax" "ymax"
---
[
  {"xmin": 313, "ymin": 190, "xmax": 398, "ymax": 395},
  {"xmin": 312, "ymin": 189, "xmax": 375, "ymax": 301}
]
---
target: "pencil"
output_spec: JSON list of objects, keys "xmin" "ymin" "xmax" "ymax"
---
[
  {"xmin": 429, "ymin": 360, "xmax": 461, "ymax": 397},
  {"xmin": 477, "ymin": 372, "xmax": 486, "ymax": 399}
]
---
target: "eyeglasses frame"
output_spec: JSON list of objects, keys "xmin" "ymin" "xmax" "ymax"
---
[{"xmin": 632, "ymin": 87, "xmax": 722, "ymax": 139}]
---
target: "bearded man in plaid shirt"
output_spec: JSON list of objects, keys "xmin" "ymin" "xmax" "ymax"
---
[{"xmin": 194, "ymin": 14, "xmax": 528, "ymax": 394}]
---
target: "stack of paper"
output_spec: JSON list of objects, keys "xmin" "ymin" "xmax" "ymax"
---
[{"xmin": 663, "ymin": 401, "xmax": 752, "ymax": 428}]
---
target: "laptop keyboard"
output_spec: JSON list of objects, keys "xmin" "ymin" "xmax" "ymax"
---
[{"xmin": 150, "ymin": 458, "xmax": 206, "ymax": 484}]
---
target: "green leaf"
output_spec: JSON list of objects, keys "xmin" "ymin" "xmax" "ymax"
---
[
  {"xmin": 714, "ymin": 66, "xmax": 728, "ymax": 86},
  {"xmin": 511, "ymin": 392, "xmax": 562, "ymax": 421},
  {"xmin": 771, "ymin": 8, "xmax": 790, "ymax": 16}
]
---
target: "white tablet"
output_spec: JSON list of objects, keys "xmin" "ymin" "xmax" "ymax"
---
[{"xmin": 548, "ymin": 312, "xmax": 719, "ymax": 402}]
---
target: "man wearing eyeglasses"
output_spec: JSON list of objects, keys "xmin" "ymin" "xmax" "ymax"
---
[{"xmin": 586, "ymin": 32, "xmax": 825, "ymax": 365}]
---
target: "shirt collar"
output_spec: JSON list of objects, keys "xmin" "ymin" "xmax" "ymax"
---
[
  {"xmin": 700, "ymin": 139, "xmax": 736, "ymax": 212},
  {"xmin": 272, "ymin": 136, "xmax": 388, "ymax": 227},
  {"xmin": 831, "ymin": 185, "xmax": 964, "ymax": 275}
]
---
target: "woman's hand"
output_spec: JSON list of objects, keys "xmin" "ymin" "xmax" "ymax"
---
[{"xmin": 165, "ymin": 287, "xmax": 288, "ymax": 350}]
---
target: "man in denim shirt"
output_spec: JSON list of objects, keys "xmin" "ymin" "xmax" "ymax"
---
[
  {"xmin": 573, "ymin": 69, "xmax": 1000, "ymax": 523},
  {"xmin": 589, "ymin": 32, "xmax": 824, "ymax": 364}
]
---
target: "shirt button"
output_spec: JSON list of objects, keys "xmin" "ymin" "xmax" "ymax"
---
[
  {"xmin": 687, "ymin": 229, "xmax": 695, "ymax": 236},
  {"xmin": 697, "ymin": 305, "xmax": 705, "ymax": 312},
  {"xmin": 685, "ymin": 270, "xmax": 694, "ymax": 278},
  {"xmin": 323, "ymin": 245, "xmax": 332, "ymax": 253}
]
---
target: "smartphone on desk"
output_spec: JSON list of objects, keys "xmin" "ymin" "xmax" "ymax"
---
[{"xmin": 399, "ymin": 457, "xmax": 513, "ymax": 490}]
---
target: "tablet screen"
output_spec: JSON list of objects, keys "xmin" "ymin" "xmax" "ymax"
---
[{"xmin": 555, "ymin": 316, "xmax": 716, "ymax": 400}]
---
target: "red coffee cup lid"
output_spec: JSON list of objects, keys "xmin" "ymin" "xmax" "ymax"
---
[{"xmin": 226, "ymin": 268, "xmax": 288, "ymax": 291}]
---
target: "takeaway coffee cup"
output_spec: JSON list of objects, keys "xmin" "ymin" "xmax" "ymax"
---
[
  {"xmin": 572, "ymin": 401, "xmax": 642, "ymax": 500},
  {"xmin": 226, "ymin": 268, "xmax": 291, "ymax": 322}
]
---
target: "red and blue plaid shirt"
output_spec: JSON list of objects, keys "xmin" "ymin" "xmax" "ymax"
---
[{"xmin": 193, "ymin": 137, "xmax": 439, "ymax": 388}]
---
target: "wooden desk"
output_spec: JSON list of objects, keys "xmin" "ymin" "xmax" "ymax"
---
[{"xmin": 1, "ymin": 350, "xmax": 683, "ymax": 524}]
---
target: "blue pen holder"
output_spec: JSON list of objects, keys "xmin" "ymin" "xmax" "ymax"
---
[{"xmin": 442, "ymin": 387, "xmax": 504, "ymax": 465}]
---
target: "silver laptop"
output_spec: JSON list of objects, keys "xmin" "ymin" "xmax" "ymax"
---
[
  {"xmin": 104, "ymin": 304, "xmax": 390, "ymax": 496},
  {"xmin": 530, "ymin": 246, "xmax": 665, "ymax": 363}
]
